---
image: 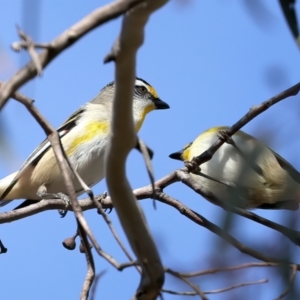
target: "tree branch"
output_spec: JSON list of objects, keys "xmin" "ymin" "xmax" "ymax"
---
[
  {"xmin": 104, "ymin": 1, "xmax": 167, "ymax": 299},
  {"xmin": 0, "ymin": 0, "xmax": 145, "ymax": 110},
  {"xmin": 192, "ymin": 81, "xmax": 300, "ymax": 166}
]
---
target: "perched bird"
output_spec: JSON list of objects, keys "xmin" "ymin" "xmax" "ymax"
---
[
  {"xmin": 169, "ymin": 126, "xmax": 300, "ymax": 210},
  {"xmin": 0, "ymin": 78, "xmax": 169, "ymax": 208}
]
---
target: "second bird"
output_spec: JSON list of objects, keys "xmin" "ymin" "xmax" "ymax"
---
[
  {"xmin": 169, "ymin": 126, "xmax": 300, "ymax": 210},
  {"xmin": 0, "ymin": 78, "xmax": 170, "ymax": 208}
]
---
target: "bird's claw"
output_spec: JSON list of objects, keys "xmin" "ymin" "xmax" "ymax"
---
[
  {"xmin": 57, "ymin": 193, "xmax": 71, "ymax": 208},
  {"xmin": 56, "ymin": 193, "xmax": 70, "ymax": 218},
  {"xmin": 184, "ymin": 160, "xmax": 201, "ymax": 175},
  {"xmin": 97, "ymin": 191, "xmax": 113, "ymax": 214},
  {"xmin": 218, "ymin": 130, "xmax": 234, "ymax": 145}
]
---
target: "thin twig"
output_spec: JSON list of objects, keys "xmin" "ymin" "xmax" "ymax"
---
[
  {"xmin": 166, "ymin": 269, "xmax": 208, "ymax": 300},
  {"xmin": 178, "ymin": 169, "xmax": 300, "ymax": 247},
  {"xmin": 137, "ymin": 138, "xmax": 155, "ymax": 195},
  {"xmin": 14, "ymin": 25, "xmax": 43, "ymax": 75},
  {"xmin": 12, "ymin": 41, "xmax": 50, "ymax": 50},
  {"xmin": 156, "ymin": 192, "xmax": 300, "ymax": 270},
  {"xmin": 163, "ymin": 279, "xmax": 268, "ymax": 296},
  {"xmin": 0, "ymin": 0, "xmax": 145, "ymax": 110},
  {"xmin": 93, "ymin": 196, "xmax": 141, "ymax": 273},
  {"xmin": 162, "ymin": 289, "xmax": 198, "ymax": 296},
  {"xmin": 204, "ymin": 279, "xmax": 268, "ymax": 295},
  {"xmin": 59, "ymin": 155, "xmax": 95, "ymax": 217},
  {"xmin": 2, "ymin": 165, "xmax": 300, "ymax": 251},
  {"xmin": 177, "ymin": 262, "xmax": 277, "ymax": 278},
  {"xmin": 78, "ymin": 220, "xmax": 95, "ymax": 300},
  {"xmin": 0, "ymin": 82, "xmax": 128, "ymax": 269},
  {"xmin": 191, "ymin": 81, "xmax": 300, "ymax": 166}
]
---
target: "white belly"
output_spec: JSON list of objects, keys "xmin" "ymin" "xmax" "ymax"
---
[
  {"xmin": 47, "ymin": 135, "xmax": 108, "ymax": 196},
  {"xmin": 189, "ymin": 130, "xmax": 299, "ymax": 208}
]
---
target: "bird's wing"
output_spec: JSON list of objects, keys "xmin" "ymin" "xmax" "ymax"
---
[
  {"xmin": 270, "ymin": 148, "xmax": 300, "ymax": 184},
  {"xmin": 257, "ymin": 200, "xmax": 299, "ymax": 210},
  {"xmin": 0, "ymin": 107, "xmax": 85, "ymax": 200}
]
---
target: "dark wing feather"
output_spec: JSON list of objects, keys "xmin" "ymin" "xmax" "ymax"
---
[
  {"xmin": 270, "ymin": 148, "xmax": 300, "ymax": 184},
  {"xmin": 0, "ymin": 107, "xmax": 85, "ymax": 200},
  {"xmin": 257, "ymin": 200, "xmax": 299, "ymax": 210}
]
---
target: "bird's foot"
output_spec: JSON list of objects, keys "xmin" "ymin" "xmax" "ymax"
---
[
  {"xmin": 97, "ymin": 191, "xmax": 113, "ymax": 214},
  {"xmin": 36, "ymin": 186, "xmax": 70, "ymax": 218},
  {"xmin": 184, "ymin": 160, "xmax": 201, "ymax": 175},
  {"xmin": 218, "ymin": 130, "xmax": 237, "ymax": 147},
  {"xmin": 56, "ymin": 193, "xmax": 70, "ymax": 218}
]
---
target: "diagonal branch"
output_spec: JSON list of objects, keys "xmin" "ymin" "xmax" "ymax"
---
[
  {"xmin": 13, "ymin": 25, "xmax": 44, "ymax": 76},
  {"xmin": 192, "ymin": 81, "xmax": 300, "ymax": 166},
  {"xmin": 155, "ymin": 191, "xmax": 300, "ymax": 270},
  {"xmin": 0, "ymin": 0, "xmax": 145, "ymax": 110},
  {"xmin": 0, "ymin": 82, "xmax": 129, "ymax": 271}
]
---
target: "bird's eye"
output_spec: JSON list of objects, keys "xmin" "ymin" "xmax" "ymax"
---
[{"xmin": 136, "ymin": 86, "xmax": 147, "ymax": 94}]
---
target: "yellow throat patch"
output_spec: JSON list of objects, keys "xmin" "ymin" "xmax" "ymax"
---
[{"xmin": 135, "ymin": 104, "xmax": 155, "ymax": 132}]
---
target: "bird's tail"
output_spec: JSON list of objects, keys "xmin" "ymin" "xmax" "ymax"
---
[{"xmin": 0, "ymin": 172, "xmax": 19, "ymax": 206}]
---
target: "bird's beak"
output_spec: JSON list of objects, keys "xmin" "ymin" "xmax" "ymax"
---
[
  {"xmin": 152, "ymin": 98, "xmax": 170, "ymax": 110},
  {"xmin": 169, "ymin": 150, "xmax": 183, "ymax": 161}
]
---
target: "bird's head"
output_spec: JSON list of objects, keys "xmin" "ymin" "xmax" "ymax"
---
[{"xmin": 169, "ymin": 142, "xmax": 193, "ymax": 161}]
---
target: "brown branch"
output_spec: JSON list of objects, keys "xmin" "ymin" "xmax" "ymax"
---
[
  {"xmin": 0, "ymin": 170, "xmax": 179, "ymax": 223},
  {"xmin": 155, "ymin": 191, "xmax": 300, "ymax": 270},
  {"xmin": 178, "ymin": 169, "xmax": 300, "ymax": 247},
  {"xmin": 14, "ymin": 25, "xmax": 43, "ymax": 76},
  {"xmin": 104, "ymin": 1, "xmax": 167, "ymax": 299},
  {"xmin": 2, "ymin": 166, "xmax": 300, "ymax": 250},
  {"xmin": 93, "ymin": 196, "xmax": 140, "ymax": 273},
  {"xmin": 78, "ymin": 221, "xmax": 95, "ymax": 300},
  {"xmin": 163, "ymin": 278, "xmax": 267, "ymax": 296},
  {"xmin": 0, "ymin": 0, "xmax": 145, "ymax": 110},
  {"xmin": 192, "ymin": 81, "xmax": 300, "ymax": 166},
  {"xmin": 11, "ymin": 41, "xmax": 50, "ymax": 50},
  {"xmin": 162, "ymin": 289, "xmax": 198, "ymax": 296},
  {"xmin": 204, "ymin": 279, "xmax": 268, "ymax": 295},
  {"xmin": 0, "ymin": 82, "xmax": 131, "ymax": 270},
  {"xmin": 177, "ymin": 262, "xmax": 278, "ymax": 278},
  {"xmin": 0, "ymin": 84, "xmax": 105, "ymax": 287},
  {"xmin": 166, "ymin": 269, "xmax": 208, "ymax": 300},
  {"xmin": 137, "ymin": 138, "xmax": 156, "ymax": 196}
]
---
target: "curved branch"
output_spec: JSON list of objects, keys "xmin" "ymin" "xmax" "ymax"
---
[
  {"xmin": 0, "ymin": 0, "xmax": 145, "ymax": 110},
  {"xmin": 104, "ymin": 1, "xmax": 167, "ymax": 299}
]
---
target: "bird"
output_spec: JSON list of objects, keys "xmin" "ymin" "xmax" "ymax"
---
[
  {"xmin": 0, "ymin": 78, "xmax": 170, "ymax": 209},
  {"xmin": 169, "ymin": 126, "xmax": 300, "ymax": 210}
]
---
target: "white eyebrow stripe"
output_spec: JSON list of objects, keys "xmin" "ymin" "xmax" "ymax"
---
[{"xmin": 135, "ymin": 79, "xmax": 150, "ymax": 90}]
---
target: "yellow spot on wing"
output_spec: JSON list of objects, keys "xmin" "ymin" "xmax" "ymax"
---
[
  {"xmin": 135, "ymin": 104, "xmax": 155, "ymax": 132},
  {"xmin": 148, "ymin": 86, "xmax": 158, "ymax": 98},
  {"xmin": 67, "ymin": 121, "xmax": 109, "ymax": 155}
]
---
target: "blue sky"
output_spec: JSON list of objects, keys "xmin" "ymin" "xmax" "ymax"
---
[{"xmin": 1, "ymin": 1, "xmax": 300, "ymax": 299}]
